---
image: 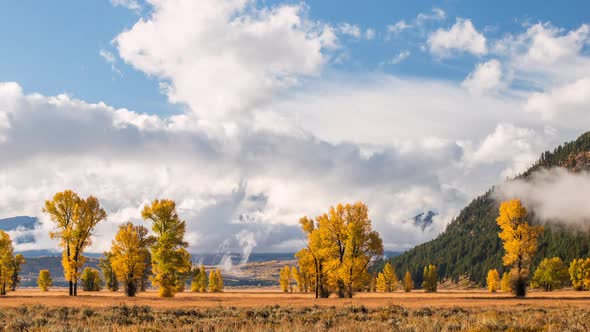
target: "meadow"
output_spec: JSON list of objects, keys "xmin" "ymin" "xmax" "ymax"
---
[{"xmin": 1, "ymin": 288, "xmax": 590, "ymax": 331}]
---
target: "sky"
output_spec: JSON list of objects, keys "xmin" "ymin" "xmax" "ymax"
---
[{"xmin": 1, "ymin": 0, "xmax": 590, "ymax": 256}]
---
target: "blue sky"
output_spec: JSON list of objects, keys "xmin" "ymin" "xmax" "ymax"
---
[{"xmin": 1, "ymin": 1, "xmax": 590, "ymax": 254}]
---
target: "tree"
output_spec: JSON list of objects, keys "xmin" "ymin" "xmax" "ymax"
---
[
  {"xmin": 9, "ymin": 254, "xmax": 25, "ymax": 291},
  {"xmin": 208, "ymin": 269, "xmax": 223, "ymax": 293},
  {"xmin": 500, "ymin": 272, "xmax": 512, "ymax": 293},
  {"xmin": 486, "ymin": 269, "xmax": 500, "ymax": 293},
  {"xmin": 80, "ymin": 267, "xmax": 103, "ymax": 291},
  {"xmin": 142, "ymin": 199, "xmax": 192, "ymax": 298},
  {"xmin": 422, "ymin": 264, "xmax": 437, "ymax": 292},
  {"xmin": 110, "ymin": 222, "xmax": 154, "ymax": 297},
  {"xmin": 295, "ymin": 202, "xmax": 384, "ymax": 298},
  {"xmin": 38, "ymin": 270, "xmax": 53, "ymax": 292},
  {"xmin": 279, "ymin": 265, "xmax": 294, "ymax": 292},
  {"xmin": 0, "ymin": 231, "xmax": 15, "ymax": 295},
  {"xmin": 44, "ymin": 190, "xmax": 107, "ymax": 296},
  {"xmin": 531, "ymin": 257, "xmax": 569, "ymax": 291},
  {"xmin": 569, "ymin": 258, "xmax": 590, "ymax": 291},
  {"xmin": 99, "ymin": 252, "xmax": 119, "ymax": 292},
  {"xmin": 376, "ymin": 262, "xmax": 398, "ymax": 292},
  {"xmin": 191, "ymin": 265, "xmax": 204, "ymax": 292},
  {"xmin": 403, "ymin": 271, "xmax": 413, "ymax": 292},
  {"xmin": 496, "ymin": 199, "xmax": 543, "ymax": 297}
]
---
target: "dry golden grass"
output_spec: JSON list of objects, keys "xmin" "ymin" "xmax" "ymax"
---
[{"xmin": 2, "ymin": 288, "xmax": 590, "ymax": 309}]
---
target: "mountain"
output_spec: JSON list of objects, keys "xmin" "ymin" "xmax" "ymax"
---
[
  {"xmin": 413, "ymin": 211, "xmax": 437, "ymax": 231},
  {"xmin": 389, "ymin": 132, "xmax": 590, "ymax": 287},
  {"xmin": 0, "ymin": 216, "xmax": 39, "ymax": 244}
]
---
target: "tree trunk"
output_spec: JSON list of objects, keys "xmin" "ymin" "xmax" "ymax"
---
[
  {"xmin": 69, "ymin": 280, "xmax": 73, "ymax": 296},
  {"xmin": 1, "ymin": 282, "xmax": 6, "ymax": 295},
  {"xmin": 74, "ymin": 280, "xmax": 78, "ymax": 296}
]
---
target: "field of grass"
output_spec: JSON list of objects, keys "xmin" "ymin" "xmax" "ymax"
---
[{"xmin": 1, "ymin": 289, "xmax": 590, "ymax": 331}]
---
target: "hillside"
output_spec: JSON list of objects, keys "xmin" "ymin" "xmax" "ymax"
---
[{"xmin": 390, "ymin": 131, "xmax": 590, "ymax": 287}]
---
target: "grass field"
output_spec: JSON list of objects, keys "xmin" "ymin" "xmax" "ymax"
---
[{"xmin": 1, "ymin": 289, "xmax": 590, "ymax": 331}]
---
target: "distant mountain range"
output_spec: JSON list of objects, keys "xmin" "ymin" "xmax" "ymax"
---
[
  {"xmin": 0, "ymin": 216, "xmax": 39, "ymax": 244},
  {"xmin": 412, "ymin": 211, "xmax": 437, "ymax": 231}
]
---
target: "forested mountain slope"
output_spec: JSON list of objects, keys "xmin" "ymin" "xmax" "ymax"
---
[{"xmin": 390, "ymin": 132, "xmax": 590, "ymax": 287}]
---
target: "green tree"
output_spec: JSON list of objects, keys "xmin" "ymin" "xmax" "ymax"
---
[
  {"xmin": 44, "ymin": 190, "xmax": 107, "ymax": 296},
  {"xmin": 531, "ymin": 257, "xmax": 569, "ymax": 291},
  {"xmin": 9, "ymin": 254, "xmax": 25, "ymax": 291},
  {"xmin": 422, "ymin": 264, "xmax": 437, "ymax": 293},
  {"xmin": 142, "ymin": 199, "xmax": 192, "ymax": 297},
  {"xmin": 99, "ymin": 252, "xmax": 119, "ymax": 292},
  {"xmin": 80, "ymin": 267, "xmax": 103, "ymax": 291},
  {"xmin": 37, "ymin": 270, "xmax": 53, "ymax": 292},
  {"xmin": 0, "ymin": 231, "xmax": 15, "ymax": 295}
]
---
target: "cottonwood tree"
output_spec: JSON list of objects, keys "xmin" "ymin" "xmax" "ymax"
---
[
  {"xmin": 500, "ymin": 272, "xmax": 512, "ymax": 293},
  {"xmin": 44, "ymin": 190, "xmax": 107, "ymax": 296},
  {"xmin": 496, "ymin": 199, "xmax": 543, "ymax": 297},
  {"xmin": 279, "ymin": 265, "xmax": 294, "ymax": 292},
  {"xmin": 531, "ymin": 257, "xmax": 568, "ymax": 291},
  {"xmin": 38, "ymin": 270, "xmax": 53, "ymax": 291},
  {"xmin": 99, "ymin": 252, "xmax": 119, "ymax": 292},
  {"xmin": 80, "ymin": 267, "xmax": 103, "ymax": 291},
  {"xmin": 295, "ymin": 202, "xmax": 384, "ymax": 298},
  {"xmin": 0, "ymin": 231, "xmax": 15, "ymax": 295},
  {"xmin": 486, "ymin": 269, "xmax": 500, "ymax": 293},
  {"xmin": 422, "ymin": 264, "xmax": 438, "ymax": 292},
  {"xmin": 208, "ymin": 269, "xmax": 224, "ymax": 292},
  {"xmin": 190, "ymin": 264, "xmax": 208, "ymax": 292},
  {"xmin": 569, "ymin": 258, "xmax": 590, "ymax": 291},
  {"xmin": 142, "ymin": 199, "xmax": 192, "ymax": 297},
  {"xmin": 110, "ymin": 222, "xmax": 154, "ymax": 297},
  {"xmin": 9, "ymin": 254, "xmax": 25, "ymax": 291},
  {"xmin": 403, "ymin": 270, "xmax": 413, "ymax": 292},
  {"xmin": 376, "ymin": 262, "xmax": 398, "ymax": 292}
]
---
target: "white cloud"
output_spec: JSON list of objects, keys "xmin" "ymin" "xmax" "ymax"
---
[
  {"xmin": 337, "ymin": 23, "xmax": 361, "ymax": 39},
  {"xmin": 115, "ymin": 0, "xmax": 334, "ymax": 123},
  {"xmin": 525, "ymin": 78, "xmax": 590, "ymax": 120},
  {"xmin": 384, "ymin": 51, "xmax": 411, "ymax": 65},
  {"xmin": 386, "ymin": 8, "xmax": 445, "ymax": 40},
  {"xmin": 416, "ymin": 8, "xmax": 446, "ymax": 24},
  {"xmin": 110, "ymin": 0, "xmax": 141, "ymax": 11},
  {"xmin": 428, "ymin": 18, "xmax": 487, "ymax": 57},
  {"xmin": 365, "ymin": 28, "xmax": 376, "ymax": 40},
  {"xmin": 387, "ymin": 20, "xmax": 410, "ymax": 38},
  {"xmin": 462, "ymin": 59, "xmax": 505, "ymax": 94}
]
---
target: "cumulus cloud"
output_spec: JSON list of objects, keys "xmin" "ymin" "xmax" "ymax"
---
[
  {"xmin": 384, "ymin": 51, "xmax": 411, "ymax": 65},
  {"xmin": 494, "ymin": 168, "xmax": 590, "ymax": 226},
  {"xmin": 525, "ymin": 78, "xmax": 590, "ymax": 120},
  {"xmin": 428, "ymin": 18, "xmax": 487, "ymax": 57},
  {"xmin": 462, "ymin": 59, "xmax": 505, "ymax": 94},
  {"xmin": 110, "ymin": 0, "xmax": 141, "ymax": 11},
  {"xmin": 115, "ymin": 0, "xmax": 335, "ymax": 123}
]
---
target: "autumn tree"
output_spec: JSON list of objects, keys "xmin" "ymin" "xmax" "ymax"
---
[
  {"xmin": 496, "ymin": 199, "xmax": 543, "ymax": 297},
  {"xmin": 486, "ymin": 269, "xmax": 500, "ymax": 293},
  {"xmin": 293, "ymin": 251, "xmax": 313, "ymax": 293},
  {"xmin": 500, "ymin": 272, "xmax": 512, "ymax": 293},
  {"xmin": 531, "ymin": 257, "xmax": 569, "ymax": 291},
  {"xmin": 422, "ymin": 264, "xmax": 438, "ymax": 292},
  {"xmin": 38, "ymin": 270, "xmax": 52, "ymax": 291},
  {"xmin": 99, "ymin": 252, "xmax": 119, "ymax": 292},
  {"xmin": 142, "ymin": 199, "xmax": 192, "ymax": 297},
  {"xmin": 376, "ymin": 262, "xmax": 398, "ymax": 292},
  {"xmin": 569, "ymin": 258, "xmax": 590, "ymax": 291},
  {"xmin": 208, "ymin": 269, "xmax": 224, "ymax": 293},
  {"xmin": 295, "ymin": 202, "xmax": 384, "ymax": 298},
  {"xmin": 403, "ymin": 270, "xmax": 413, "ymax": 292},
  {"xmin": 44, "ymin": 190, "xmax": 107, "ymax": 296},
  {"xmin": 81, "ymin": 267, "xmax": 103, "ymax": 291},
  {"xmin": 0, "ymin": 230, "xmax": 15, "ymax": 295},
  {"xmin": 193, "ymin": 265, "xmax": 208, "ymax": 292},
  {"xmin": 279, "ymin": 265, "xmax": 294, "ymax": 292},
  {"xmin": 9, "ymin": 254, "xmax": 25, "ymax": 291},
  {"xmin": 110, "ymin": 222, "xmax": 154, "ymax": 297}
]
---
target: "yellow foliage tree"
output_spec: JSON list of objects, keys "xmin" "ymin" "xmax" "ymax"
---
[
  {"xmin": 376, "ymin": 262, "xmax": 398, "ymax": 292},
  {"xmin": 295, "ymin": 202, "xmax": 384, "ymax": 298},
  {"xmin": 44, "ymin": 190, "xmax": 107, "ymax": 296},
  {"xmin": 500, "ymin": 272, "xmax": 512, "ymax": 293},
  {"xmin": 0, "ymin": 230, "xmax": 15, "ymax": 296},
  {"xmin": 208, "ymin": 269, "xmax": 224, "ymax": 293},
  {"xmin": 142, "ymin": 199, "xmax": 192, "ymax": 297},
  {"xmin": 531, "ymin": 257, "xmax": 568, "ymax": 291},
  {"xmin": 37, "ymin": 270, "xmax": 52, "ymax": 292},
  {"xmin": 568, "ymin": 258, "xmax": 590, "ymax": 291},
  {"xmin": 486, "ymin": 269, "xmax": 500, "ymax": 293},
  {"xmin": 496, "ymin": 199, "xmax": 543, "ymax": 297},
  {"xmin": 422, "ymin": 264, "xmax": 437, "ymax": 293},
  {"xmin": 279, "ymin": 265, "xmax": 294, "ymax": 292},
  {"xmin": 110, "ymin": 222, "xmax": 154, "ymax": 297},
  {"xmin": 80, "ymin": 267, "xmax": 102, "ymax": 291},
  {"xmin": 9, "ymin": 254, "xmax": 25, "ymax": 291},
  {"xmin": 403, "ymin": 271, "xmax": 413, "ymax": 292}
]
